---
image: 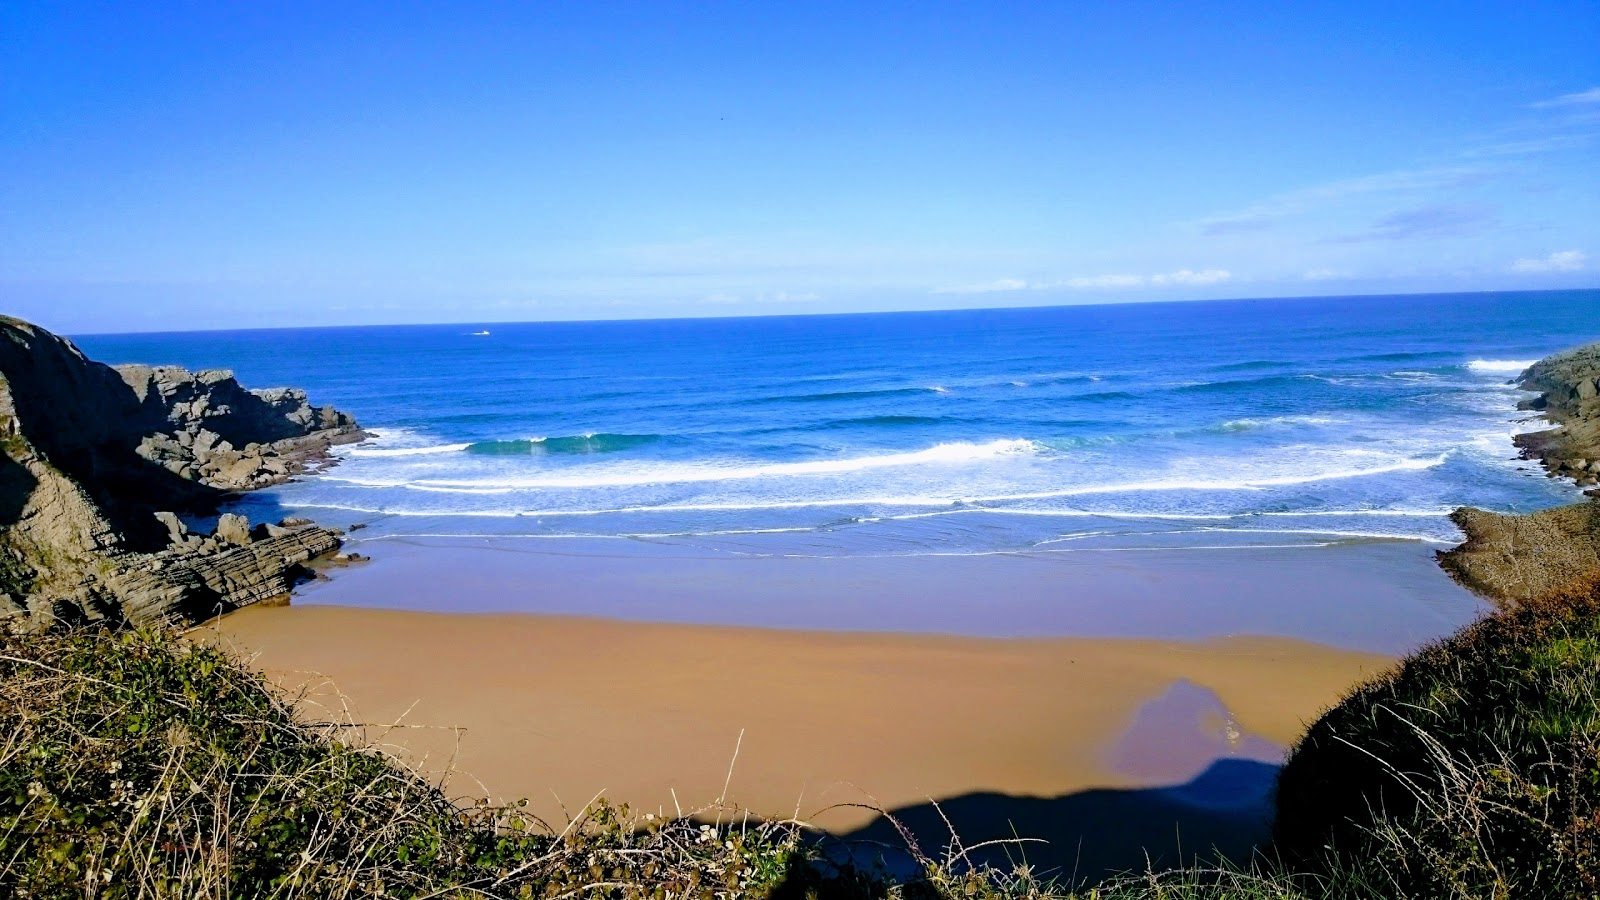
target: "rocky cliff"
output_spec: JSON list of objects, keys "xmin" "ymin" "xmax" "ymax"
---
[
  {"xmin": 1437, "ymin": 339, "xmax": 1600, "ymax": 606},
  {"xmin": 1512, "ymin": 340, "xmax": 1600, "ymax": 486},
  {"xmin": 0, "ymin": 316, "xmax": 366, "ymax": 629}
]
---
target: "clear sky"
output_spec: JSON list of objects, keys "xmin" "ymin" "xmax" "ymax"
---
[{"xmin": 3, "ymin": 2, "xmax": 1597, "ymax": 333}]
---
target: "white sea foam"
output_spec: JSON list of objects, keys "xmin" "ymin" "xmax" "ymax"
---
[
  {"xmin": 1219, "ymin": 415, "xmax": 1337, "ymax": 431},
  {"xmin": 1467, "ymin": 359, "xmax": 1536, "ymax": 374},
  {"xmin": 962, "ymin": 453, "xmax": 1450, "ymax": 502},
  {"xmin": 349, "ymin": 443, "xmax": 472, "ymax": 457},
  {"xmin": 295, "ymin": 451, "xmax": 1454, "ymax": 519},
  {"xmin": 1194, "ymin": 526, "xmax": 1452, "ymax": 543},
  {"xmin": 331, "ymin": 439, "xmax": 1043, "ymax": 490}
]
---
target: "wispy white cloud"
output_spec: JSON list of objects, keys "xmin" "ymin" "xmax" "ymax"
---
[
  {"xmin": 1510, "ymin": 250, "xmax": 1587, "ymax": 273},
  {"xmin": 1302, "ymin": 268, "xmax": 1350, "ymax": 281},
  {"xmin": 1331, "ymin": 203, "xmax": 1496, "ymax": 243},
  {"xmin": 1148, "ymin": 269, "xmax": 1232, "ymax": 286},
  {"xmin": 1461, "ymin": 134, "xmax": 1590, "ymax": 158},
  {"xmin": 936, "ymin": 269, "xmax": 1231, "ymax": 294},
  {"xmin": 1061, "ymin": 274, "xmax": 1146, "ymax": 289},
  {"xmin": 1195, "ymin": 167, "xmax": 1489, "ymax": 236},
  {"xmin": 1530, "ymin": 87, "xmax": 1600, "ymax": 109},
  {"xmin": 698, "ymin": 289, "xmax": 822, "ymax": 304},
  {"xmin": 931, "ymin": 277, "xmax": 1032, "ymax": 294}
]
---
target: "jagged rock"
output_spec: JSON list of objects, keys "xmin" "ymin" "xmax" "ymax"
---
[
  {"xmin": 154, "ymin": 511, "xmax": 188, "ymax": 544},
  {"xmin": 215, "ymin": 513, "xmax": 251, "ymax": 546},
  {"xmin": 0, "ymin": 317, "xmax": 366, "ymax": 629},
  {"xmin": 115, "ymin": 359, "xmax": 364, "ymax": 493},
  {"xmin": 1513, "ymin": 341, "xmax": 1600, "ymax": 482}
]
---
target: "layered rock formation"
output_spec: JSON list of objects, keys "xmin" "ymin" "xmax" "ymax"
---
[
  {"xmin": 1438, "ymin": 339, "xmax": 1600, "ymax": 606},
  {"xmin": 0, "ymin": 316, "xmax": 365, "ymax": 629}
]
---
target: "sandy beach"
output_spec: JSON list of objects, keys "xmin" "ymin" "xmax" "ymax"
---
[
  {"xmin": 201, "ymin": 538, "xmax": 1483, "ymax": 874},
  {"xmin": 207, "ymin": 589, "xmax": 1398, "ymax": 876}
]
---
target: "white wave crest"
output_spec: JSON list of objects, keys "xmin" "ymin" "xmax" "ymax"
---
[{"xmin": 1466, "ymin": 359, "xmax": 1535, "ymax": 374}]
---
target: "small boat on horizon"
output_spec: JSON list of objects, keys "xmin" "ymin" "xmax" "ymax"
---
[{"xmin": 471, "ymin": 330, "xmax": 491, "ymax": 336}]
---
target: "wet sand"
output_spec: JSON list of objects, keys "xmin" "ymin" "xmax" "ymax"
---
[{"xmin": 295, "ymin": 535, "xmax": 1486, "ymax": 654}]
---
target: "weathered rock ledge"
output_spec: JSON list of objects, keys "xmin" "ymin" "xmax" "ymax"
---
[
  {"xmin": 1438, "ymin": 339, "xmax": 1600, "ymax": 607},
  {"xmin": 0, "ymin": 316, "xmax": 367, "ymax": 630},
  {"xmin": 1436, "ymin": 502, "xmax": 1600, "ymax": 608}
]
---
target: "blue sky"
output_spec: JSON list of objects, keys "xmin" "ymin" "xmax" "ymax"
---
[{"xmin": 2, "ymin": 2, "xmax": 1597, "ymax": 333}]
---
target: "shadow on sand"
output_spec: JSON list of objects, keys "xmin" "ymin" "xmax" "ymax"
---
[{"xmin": 804, "ymin": 758, "xmax": 1280, "ymax": 889}]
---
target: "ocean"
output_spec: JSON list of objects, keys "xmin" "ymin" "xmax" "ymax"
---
[{"xmin": 76, "ymin": 290, "xmax": 1598, "ymax": 560}]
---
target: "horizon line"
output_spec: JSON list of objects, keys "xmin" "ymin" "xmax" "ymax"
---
[{"xmin": 61, "ymin": 284, "xmax": 1600, "ymax": 339}]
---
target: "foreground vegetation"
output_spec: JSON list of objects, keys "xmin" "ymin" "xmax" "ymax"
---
[
  {"xmin": 1276, "ymin": 590, "xmax": 1600, "ymax": 898},
  {"xmin": 5, "ymin": 589, "xmax": 1600, "ymax": 899}
]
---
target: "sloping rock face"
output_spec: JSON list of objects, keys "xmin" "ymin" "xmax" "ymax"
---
[
  {"xmin": 0, "ymin": 316, "xmax": 365, "ymax": 629},
  {"xmin": 1438, "ymin": 340, "xmax": 1600, "ymax": 607},
  {"xmin": 1437, "ymin": 502, "xmax": 1600, "ymax": 607}
]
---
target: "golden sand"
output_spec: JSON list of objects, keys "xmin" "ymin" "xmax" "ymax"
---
[{"xmin": 206, "ymin": 604, "xmax": 1390, "ymax": 834}]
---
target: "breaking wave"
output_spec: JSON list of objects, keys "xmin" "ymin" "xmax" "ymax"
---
[{"xmin": 1467, "ymin": 359, "xmax": 1536, "ymax": 374}]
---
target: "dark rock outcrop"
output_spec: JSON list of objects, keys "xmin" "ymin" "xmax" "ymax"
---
[
  {"xmin": 0, "ymin": 316, "xmax": 365, "ymax": 629},
  {"xmin": 118, "ymin": 364, "xmax": 362, "ymax": 494},
  {"xmin": 1438, "ymin": 340, "xmax": 1600, "ymax": 607},
  {"xmin": 1512, "ymin": 340, "xmax": 1600, "ymax": 487}
]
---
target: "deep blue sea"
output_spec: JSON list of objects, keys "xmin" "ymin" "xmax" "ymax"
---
[{"xmin": 76, "ymin": 291, "xmax": 1598, "ymax": 558}]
